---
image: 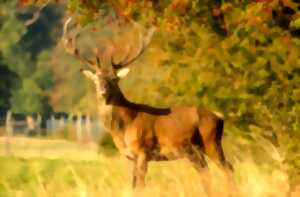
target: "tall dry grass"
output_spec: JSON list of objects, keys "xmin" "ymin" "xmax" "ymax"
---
[{"xmin": 0, "ymin": 133, "xmax": 298, "ymax": 197}]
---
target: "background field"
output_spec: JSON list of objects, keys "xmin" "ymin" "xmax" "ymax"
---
[{"xmin": 0, "ymin": 133, "xmax": 299, "ymax": 197}]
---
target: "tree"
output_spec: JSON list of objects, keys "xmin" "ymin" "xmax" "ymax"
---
[
  {"xmin": 21, "ymin": 0, "xmax": 300, "ymax": 174},
  {"xmin": 0, "ymin": 0, "xmax": 25, "ymax": 115},
  {"xmin": 0, "ymin": 0, "xmax": 64, "ymax": 114},
  {"xmin": 0, "ymin": 62, "xmax": 19, "ymax": 116}
]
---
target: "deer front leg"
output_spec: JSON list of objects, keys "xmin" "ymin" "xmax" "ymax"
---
[
  {"xmin": 135, "ymin": 151, "xmax": 148, "ymax": 188},
  {"xmin": 127, "ymin": 151, "xmax": 148, "ymax": 188},
  {"xmin": 127, "ymin": 156, "xmax": 137, "ymax": 188}
]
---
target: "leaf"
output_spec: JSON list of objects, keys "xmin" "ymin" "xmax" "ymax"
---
[
  {"xmin": 292, "ymin": 89, "xmax": 300, "ymax": 101},
  {"xmin": 290, "ymin": 18, "xmax": 300, "ymax": 29}
]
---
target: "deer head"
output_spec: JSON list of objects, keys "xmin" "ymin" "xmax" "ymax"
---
[{"xmin": 62, "ymin": 17, "xmax": 156, "ymax": 99}]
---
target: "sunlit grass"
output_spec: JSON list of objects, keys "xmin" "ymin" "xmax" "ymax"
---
[
  {"xmin": 0, "ymin": 137, "xmax": 98, "ymax": 160},
  {"xmin": 0, "ymin": 135, "xmax": 299, "ymax": 197}
]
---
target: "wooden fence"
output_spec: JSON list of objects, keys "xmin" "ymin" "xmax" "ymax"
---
[{"xmin": 1, "ymin": 111, "xmax": 105, "ymax": 142}]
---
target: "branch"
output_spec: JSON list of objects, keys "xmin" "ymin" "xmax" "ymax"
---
[{"xmin": 24, "ymin": 0, "xmax": 49, "ymax": 26}]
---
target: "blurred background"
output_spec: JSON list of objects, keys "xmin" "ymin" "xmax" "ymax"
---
[{"xmin": 0, "ymin": 0, "xmax": 300, "ymax": 196}]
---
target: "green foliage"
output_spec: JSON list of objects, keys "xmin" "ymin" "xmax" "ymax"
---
[
  {"xmin": 0, "ymin": 63, "xmax": 19, "ymax": 115},
  {"xmin": 49, "ymin": 0, "xmax": 300, "ymax": 174},
  {"xmin": 0, "ymin": 0, "xmax": 64, "ymax": 114},
  {"xmin": 0, "ymin": 9, "xmax": 25, "ymax": 50},
  {"xmin": 10, "ymin": 79, "xmax": 44, "ymax": 113},
  {"xmin": 0, "ymin": 0, "xmax": 26, "ymax": 114}
]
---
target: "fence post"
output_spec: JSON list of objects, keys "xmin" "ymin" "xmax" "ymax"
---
[
  {"xmin": 37, "ymin": 114, "xmax": 42, "ymax": 135},
  {"xmin": 59, "ymin": 117, "xmax": 65, "ymax": 128},
  {"xmin": 85, "ymin": 114, "xmax": 91, "ymax": 142},
  {"xmin": 25, "ymin": 115, "xmax": 35, "ymax": 136},
  {"xmin": 5, "ymin": 110, "xmax": 13, "ymax": 156},
  {"xmin": 50, "ymin": 115, "xmax": 56, "ymax": 135},
  {"xmin": 76, "ymin": 113, "xmax": 82, "ymax": 142}
]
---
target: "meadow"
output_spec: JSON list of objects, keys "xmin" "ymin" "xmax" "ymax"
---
[{"xmin": 0, "ymin": 133, "xmax": 298, "ymax": 197}]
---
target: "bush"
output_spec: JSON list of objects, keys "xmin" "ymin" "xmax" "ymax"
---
[{"xmin": 97, "ymin": 132, "xmax": 117, "ymax": 155}]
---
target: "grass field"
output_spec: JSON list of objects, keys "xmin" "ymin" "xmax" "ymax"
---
[{"xmin": 0, "ymin": 136, "xmax": 299, "ymax": 197}]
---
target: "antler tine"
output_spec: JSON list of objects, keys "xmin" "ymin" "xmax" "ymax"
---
[
  {"xmin": 107, "ymin": 43, "xmax": 117, "ymax": 68},
  {"xmin": 111, "ymin": 22, "xmax": 156, "ymax": 69},
  {"xmin": 62, "ymin": 17, "xmax": 98, "ymax": 71},
  {"xmin": 94, "ymin": 48, "xmax": 102, "ymax": 69}
]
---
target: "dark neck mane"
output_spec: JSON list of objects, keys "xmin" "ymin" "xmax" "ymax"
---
[{"xmin": 105, "ymin": 80, "xmax": 171, "ymax": 115}]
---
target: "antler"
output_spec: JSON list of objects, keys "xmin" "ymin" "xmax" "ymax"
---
[
  {"xmin": 110, "ymin": 22, "xmax": 157, "ymax": 70},
  {"xmin": 62, "ymin": 17, "xmax": 101, "ymax": 71},
  {"xmin": 62, "ymin": 17, "xmax": 156, "ymax": 77}
]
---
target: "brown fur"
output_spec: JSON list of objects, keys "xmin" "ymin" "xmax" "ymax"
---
[
  {"xmin": 63, "ymin": 18, "xmax": 234, "ymax": 192},
  {"xmin": 83, "ymin": 74, "xmax": 232, "ymax": 188}
]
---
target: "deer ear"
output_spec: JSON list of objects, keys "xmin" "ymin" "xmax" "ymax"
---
[
  {"xmin": 81, "ymin": 69, "xmax": 97, "ymax": 81},
  {"xmin": 117, "ymin": 68, "xmax": 130, "ymax": 78}
]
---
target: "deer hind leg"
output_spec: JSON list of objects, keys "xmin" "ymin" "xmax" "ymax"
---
[
  {"xmin": 215, "ymin": 118, "xmax": 233, "ymax": 170},
  {"xmin": 215, "ymin": 120, "xmax": 239, "ymax": 197},
  {"xmin": 187, "ymin": 130, "xmax": 212, "ymax": 195},
  {"xmin": 185, "ymin": 143, "xmax": 213, "ymax": 197},
  {"xmin": 185, "ymin": 145, "xmax": 208, "ymax": 174},
  {"xmin": 200, "ymin": 118, "xmax": 231, "ymax": 170},
  {"xmin": 189, "ymin": 129, "xmax": 208, "ymax": 170},
  {"xmin": 201, "ymin": 119, "xmax": 238, "ymax": 196}
]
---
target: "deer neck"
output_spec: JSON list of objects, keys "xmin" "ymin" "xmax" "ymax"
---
[
  {"xmin": 96, "ymin": 79, "xmax": 171, "ymax": 127},
  {"xmin": 100, "ymin": 80, "xmax": 133, "ymax": 109},
  {"xmin": 95, "ymin": 81, "xmax": 136, "ymax": 153},
  {"xmin": 95, "ymin": 80, "xmax": 134, "ymax": 119}
]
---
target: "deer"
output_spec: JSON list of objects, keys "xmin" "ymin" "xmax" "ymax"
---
[{"xmin": 62, "ymin": 17, "xmax": 235, "ymax": 194}]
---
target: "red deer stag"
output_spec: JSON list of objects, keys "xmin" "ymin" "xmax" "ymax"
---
[{"xmin": 62, "ymin": 18, "xmax": 233, "ymax": 190}]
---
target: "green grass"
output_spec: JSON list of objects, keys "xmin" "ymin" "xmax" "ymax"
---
[
  {"xmin": 0, "ymin": 156, "xmax": 126, "ymax": 197},
  {"xmin": 0, "ymin": 136, "xmax": 299, "ymax": 197}
]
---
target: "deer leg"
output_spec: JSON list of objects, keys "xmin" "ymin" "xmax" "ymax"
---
[
  {"xmin": 127, "ymin": 156, "xmax": 137, "ymax": 188},
  {"xmin": 186, "ymin": 146, "xmax": 208, "ymax": 170},
  {"xmin": 215, "ymin": 139, "xmax": 239, "ymax": 197},
  {"xmin": 185, "ymin": 145, "xmax": 213, "ymax": 197},
  {"xmin": 200, "ymin": 119, "xmax": 232, "ymax": 171},
  {"xmin": 215, "ymin": 118, "xmax": 233, "ymax": 171},
  {"xmin": 187, "ymin": 150, "xmax": 210, "ymax": 178},
  {"xmin": 203, "ymin": 127, "xmax": 238, "ymax": 197},
  {"xmin": 135, "ymin": 151, "xmax": 148, "ymax": 188},
  {"xmin": 215, "ymin": 137, "xmax": 233, "ymax": 171}
]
